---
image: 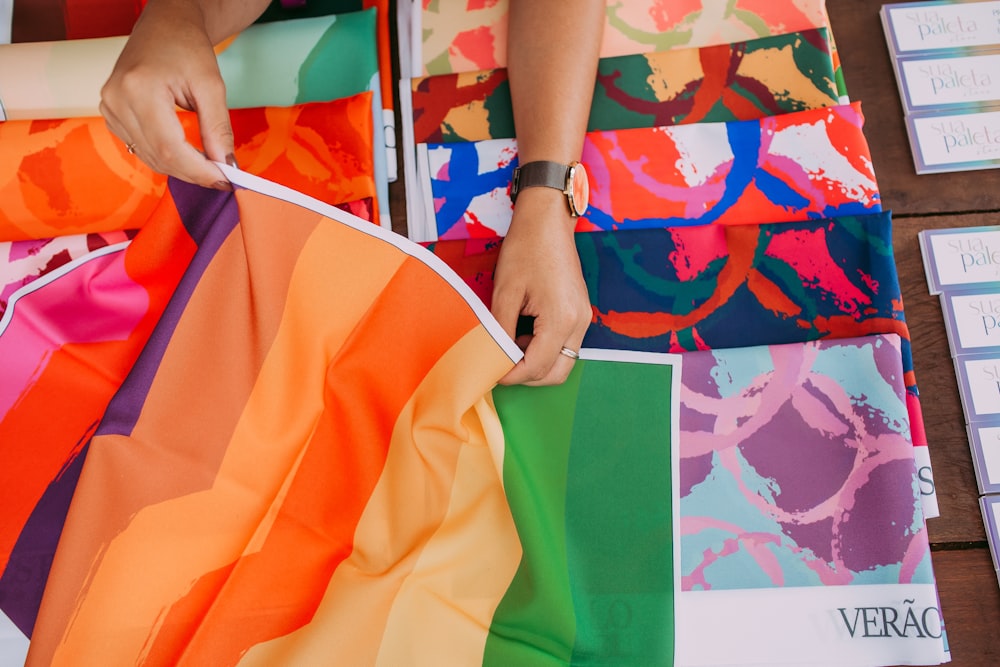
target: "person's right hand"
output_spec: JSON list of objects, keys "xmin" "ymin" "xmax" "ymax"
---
[{"xmin": 99, "ymin": 0, "xmax": 237, "ymax": 189}]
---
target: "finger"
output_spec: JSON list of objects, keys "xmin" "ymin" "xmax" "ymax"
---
[
  {"xmin": 499, "ymin": 326, "xmax": 579, "ymax": 386},
  {"xmin": 490, "ymin": 285, "xmax": 525, "ymax": 345},
  {"xmin": 105, "ymin": 93, "xmax": 228, "ymax": 188},
  {"xmin": 191, "ymin": 74, "xmax": 236, "ymax": 167}
]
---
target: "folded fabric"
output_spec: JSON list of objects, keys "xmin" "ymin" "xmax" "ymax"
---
[
  {"xmin": 488, "ymin": 349, "xmax": 681, "ymax": 665},
  {"xmin": 1, "ymin": 231, "xmax": 136, "ymax": 313},
  {"xmin": 0, "ymin": 93, "xmax": 377, "ymax": 241},
  {"xmin": 27, "ymin": 167, "xmax": 524, "ymax": 665},
  {"xmin": 408, "ymin": 0, "xmax": 839, "ymax": 79},
  {"xmin": 0, "ymin": 11, "xmax": 378, "ymax": 120},
  {"xmin": 675, "ymin": 335, "xmax": 949, "ymax": 666},
  {"xmin": 409, "ymin": 28, "xmax": 841, "ymax": 145},
  {"xmin": 0, "ymin": 180, "xmax": 373, "ymax": 651},
  {"xmin": 0, "ymin": 10, "xmax": 392, "ymax": 222},
  {"xmin": 422, "ymin": 212, "xmax": 929, "ymax": 448},
  {"xmin": 23, "ymin": 0, "xmax": 396, "ymax": 174},
  {"xmin": 414, "ymin": 102, "xmax": 879, "ymax": 243}
]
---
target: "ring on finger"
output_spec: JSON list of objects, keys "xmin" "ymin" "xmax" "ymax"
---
[
  {"xmin": 559, "ymin": 346, "xmax": 580, "ymax": 360},
  {"xmin": 126, "ymin": 142, "xmax": 137, "ymax": 155}
]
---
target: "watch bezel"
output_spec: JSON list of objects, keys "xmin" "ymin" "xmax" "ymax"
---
[{"xmin": 565, "ymin": 161, "xmax": 589, "ymax": 218}]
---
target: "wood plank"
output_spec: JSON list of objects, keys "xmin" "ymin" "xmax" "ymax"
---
[
  {"xmin": 826, "ymin": 0, "xmax": 1000, "ymax": 216},
  {"xmin": 928, "ymin": 547, "xmax": 1000, "ymax": 665}
]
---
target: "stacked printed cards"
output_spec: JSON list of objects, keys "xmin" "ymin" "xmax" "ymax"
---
[
  {"xmin": 921, "ymin": 224, "xmax": 1000, "ymax": 584},
  {"xmin": 882, "ymin": 0, "xmax": 1000, "ymax": 173}
]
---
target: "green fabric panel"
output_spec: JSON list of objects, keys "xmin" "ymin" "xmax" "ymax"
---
[
  {"xmin": 486, "ymin": 357, "xmax": 677, "ymax": 666},
  {"xmin": 484, "ymin": 369, "xmax": 583, "ymax": 666},
  {"xmin": 565, "ymin": 359, "xmax": 675, "ymax": 665}
]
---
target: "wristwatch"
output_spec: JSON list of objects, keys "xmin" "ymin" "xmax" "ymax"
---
[{"xmin": 510, "ymin": 160, "xmax": 590, "ymax": 217}]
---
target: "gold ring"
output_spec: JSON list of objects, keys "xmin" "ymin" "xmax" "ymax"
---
[
  {"xmin": 559, "ymin": 346, "xmax": 580, "ymax": 360},
  {"xmin": 126, "ymin": 142, "xmax": 137, "ymax": 155}
]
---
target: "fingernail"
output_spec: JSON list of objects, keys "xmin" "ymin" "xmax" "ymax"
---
[
  {"xmin": 212, "ymin": 180, "xmax": 233, "ymax": 192},
  {"xmin": 225, "ymin": 153, "xmax": 238, "ymax": 168}
]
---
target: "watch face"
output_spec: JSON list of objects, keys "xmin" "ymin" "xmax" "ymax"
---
[{"xmin": 568, "ymin": 163, "xmax": 589, "ymax": 217}]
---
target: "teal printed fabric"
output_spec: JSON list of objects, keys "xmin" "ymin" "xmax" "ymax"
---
[{"xmin": 422, "ymin": 212, "xmax": 928, "ymax": 450}]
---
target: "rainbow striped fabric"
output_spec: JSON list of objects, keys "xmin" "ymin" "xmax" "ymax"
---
[{"xmin": 4, "ymin": 167, "xmax": 684, "ymax": 665}]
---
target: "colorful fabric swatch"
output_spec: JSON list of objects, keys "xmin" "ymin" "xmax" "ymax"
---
[
  {"xmin": 0, "ymin": 94, "xmax": 377, "ymax": 241},
  {"xmin": 409, "ymin": 0, "xmax": 838, "ymax": 78},
  {"xmin": 675, "ymin": 335, "xmax": 949, "ymax": 666},
  {"xmin": 422, "ymin": 212, "xmax": 928, "ymax": 448},
  {"xmin": 0, "ymin": 176, "xmax": 374, "ymax": 649},
  {"xmin": 23, "ymin": 167, "xmax": 522, "ymax": 665},
  {"xmin": 0, "ymin": 11, "xmax": 379, "ymax": 120},
  {"xmin": 415, "ymin": 102, "xmax": 879, "ymax": 242},
  {"xmin": 488, "ymin": 349, "xmax": 681, "ymax": 666},
  {"xmin": 1, "ymin": 231, "xmax": 136, "ymax": 314},
  {"xmin": 409, "ymin": 28, "xmax": 841, "ymax": 145},
  {"xmin": 0, "ymin": 193, "xmax": 206, "ymax": 644},
  {"xmin": 0, "ymin": 10, "xmax": 392, "ymax": 222}
]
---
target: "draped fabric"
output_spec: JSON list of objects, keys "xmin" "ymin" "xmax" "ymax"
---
[
  {"xmin": 0, "ymin": 94, "xmax": 377, "ymax": 241},
  {"xmin": 416, "ymin": 102, "xmax": 878, "ymax": 242},
  {"xmin": 13, "ymin": 167, "xmax": 683, "ymax": 666},
  {"xmin": 409, "ymin": 28, "xmax": 841, "ymax": 145},
  {"xmin": 675, "ymin": 335, "xmax": 948, "ymax": 666},
  {"xmin": 0, "ymin": 177, "xmax": 373, "ymax": 647}
]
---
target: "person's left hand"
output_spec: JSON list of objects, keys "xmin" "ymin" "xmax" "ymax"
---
[{"xmin": 491, "ymin": 188, "xmax": 592, "ymax": 386}]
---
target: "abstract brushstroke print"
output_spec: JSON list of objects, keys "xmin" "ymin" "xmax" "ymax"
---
[
  {"xmin": 673, "ymin": 335, "xmax": 948, "ymax": 666},
  {"xmin": 0, "ymin": 94, "xmax": 377, "ymax": 241},
  {"xmin": 417, "ymin": 0, "xmax": 835, "ymax": 77},
  {"xmin": 422, "ymin": 212, "xmax": 928, "ymax": 453},
  {"xmin": 411, "ymin": 28, "xmax": 840, "ymax": 144},
  {"xmin": 423, "ymin": 103, "xmax": 878, "ymax": 242}
]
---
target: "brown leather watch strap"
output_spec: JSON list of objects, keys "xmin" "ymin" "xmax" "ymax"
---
[{"xmin": 510, "ymin": 161, "xmax": 570, "ymax": 202}]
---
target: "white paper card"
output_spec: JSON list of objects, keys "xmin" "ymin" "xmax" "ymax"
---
[
  {"xmin": 909, "ymin": 108, "xmax": 1000, "ymax": 171},
  {"xmin": 885, "ymin": 1, "xmax": 1000, "ymax": 54},
  {"xmin": 921, "ymin": 227, "xmax": 1000, "ymax": 293},
  {"xmin": 958, "ymin": 354, "xmax": 1000, "ymax": 418},
  {"xmin": 943, "ymin": 290, "xmax": 1000, "ymax": 353},
  {"xmin": 899, "ymin": 52, "xmax": 1000, "ymax": 109}
]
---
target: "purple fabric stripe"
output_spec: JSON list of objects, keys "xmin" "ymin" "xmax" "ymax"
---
[
  {"xmin": 95, "ymin": 180, "xmax": 240, "ymax": 438},
  {"xmin": 0, "ymin": 443, "xmax": 88, "ymax": 637}
]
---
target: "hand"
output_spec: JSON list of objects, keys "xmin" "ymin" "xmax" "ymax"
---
[
  {"xmin": 99, "ymin": 0, "xmax": 237, "ymax": 189},
  {"xmin": 491, "ymin": 188, "xmax": 592, "ymax": 386}
]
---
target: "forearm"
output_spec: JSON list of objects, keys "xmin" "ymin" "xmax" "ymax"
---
[
  {"xmin": 507, "ymin": 0, "xmax": 605, "ymax": 165},
  {"xmin": 134, "ymin": 0, "xmax": 271, "ymax": 45}
]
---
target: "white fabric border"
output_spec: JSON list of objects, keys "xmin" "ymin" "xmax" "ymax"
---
[{"xmin": 675, "ymin": 583, "xmax": 950, "ymax": 666}]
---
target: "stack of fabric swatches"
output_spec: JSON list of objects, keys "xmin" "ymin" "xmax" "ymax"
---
[
  {"xmin": 397, "ymin": 0, "xmax": 950, "ymax": 664},
  {"xmin": 0, "ymin": 0, "xmax": 953, "ymax": 665}
]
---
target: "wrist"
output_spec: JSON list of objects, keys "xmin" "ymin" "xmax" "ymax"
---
[{"xmin": 509, "ymin": 187, "xmax": 579, "ymax": 236}]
